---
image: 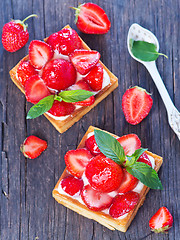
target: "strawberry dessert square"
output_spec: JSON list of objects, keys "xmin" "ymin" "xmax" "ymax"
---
[
  {"xmin": 9, "ymin": 25, "xmax": 118, "ymax": 133},
  {"xmin": 53, "ymin": 126, "xmax": 163, "ymax": 232}
]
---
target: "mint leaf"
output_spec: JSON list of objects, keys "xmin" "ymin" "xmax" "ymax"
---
[
  {"xmin": 94, "ymin": 129, "xmax": 125, "ymax": 164},
  {"xmin": 27, "ymin": 95, "xmax": 54, "ymax": 119},
  {"xmin": 130, "ymin": 40, "xmax": 168, "ymax": 62},
  {"xmin": 58, "ymin": 90, "xmax": 94, "ymax": 103},
  {"xmin": 126, "ymin": 162, "xmax": 163, "ymax": 190},
  {"xmin": 126, "ymin": 148, "xmax": 147, "ymax": 167}
]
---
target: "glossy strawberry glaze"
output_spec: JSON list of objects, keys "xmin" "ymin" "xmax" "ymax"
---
[{"xmin": 57, "ymin": 131, "xmax": 155, "ymax": 219}]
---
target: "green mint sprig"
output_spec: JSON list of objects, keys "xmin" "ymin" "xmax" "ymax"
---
[
  {"xmin": 27, "ymin": 90, "xmax": 94, "ymax": 119},
  {"xmin": 130, "ymin": 39, "xmax": 168, "ymax": 62},
  {"xmin": 94, "ymin": 129, "xmax": 163, "ymax": 190}
]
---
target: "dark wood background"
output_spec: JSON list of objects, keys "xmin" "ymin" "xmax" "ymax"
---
[{"xmin": 0, "ymin": 0, "xmax": 180, "ymax": 239}]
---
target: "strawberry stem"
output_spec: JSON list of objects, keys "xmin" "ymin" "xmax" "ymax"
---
[{"xmin": 22, "ymin": 14, "xmax": 38, "ymax": 23}]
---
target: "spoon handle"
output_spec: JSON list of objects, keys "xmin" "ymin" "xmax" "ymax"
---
[{"xmin": 144, "ymin": 61, "xmax": 175, "ymax": 112}]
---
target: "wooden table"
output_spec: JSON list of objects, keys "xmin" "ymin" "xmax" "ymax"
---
[{"xmin": 0, "ymin": 0, "xmax": 180, "ymax": 239}]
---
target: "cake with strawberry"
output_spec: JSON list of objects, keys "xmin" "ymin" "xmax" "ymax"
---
[
  {"xmin": 9, "ymin": 25, "xmax": 118, "ymax": 133},
  {"xmin": 53, "ymin": 126, "xmax": 163, "ymax": 232}
]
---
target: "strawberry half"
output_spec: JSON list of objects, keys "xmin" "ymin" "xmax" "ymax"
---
[
  {"xmin": 64, "ymin": 148, "xmax": 93, "ymax": 178},
  {"xmin": 117, "ymin": 169, "xmax": 138, "ymax": 194},
  {"xmin": 60, "ymin": 175, "xmax": 84, "ymax": 196},
  {"xmin": 29, "ymin": 40, "xmax": 53, "ymax": 69},
  {"xmin": 69, "ymin": 50, "xmax": 100, "ymax": 75},
  {"xmin": 109, "ymin": 191, "xmax": 140, "ymax": 218},
  {"xmin": 149, "ymin": 207, "xmax": 173, "ymax": 233},
  {"xmin": 48, "ymin": 100, "xmax": 75, "ymax": 117},
  {"xmin": 137, "ymin": 152, "xmax": 152, "ymax": 167},
  {"xmin": 84, "ymin": 63, "xmax": 103, "ymax": 91},
  {"xmin": 81, "ymin": 185, "xmax": 113, "ymax": 211},
  {"xmin": 69, "ymin": 80, "xmax": 95, "ymax": 106},
  {"xmin": 17, "ymin": 61, "xmax": 37, "ymax": 86},
  {"xmin": 85, "ymin": 135, "xmax": 101, "ymax": 156},
  {"xmin": 25, "ymin": 75, "xmax": 51, "ymax": 104},
  {"xmin": 47, "ymin": 28, "xmax": 82, "ymax": 55},
  {"xmin": 117, "ymin": 134, "xmax": 141, "ymax": 155},
  {"xmin": 85, "ymin": 155, "xmax": 124, "ymax": 193},
  {"xmin": 122, "ymin": 86, "xmax": 153, "ymax": 125},
  {"xmin": 73, "ymin": 3, "xmax": 111, "ymax": 34},
  {"xmin": 20, "ymin": 135, "xmax": 47, "ymax": 159}
]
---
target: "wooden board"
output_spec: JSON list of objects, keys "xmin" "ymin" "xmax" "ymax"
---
[{"xmin": 0, "ymin": 0, "xmax": 180, "ymax": 239}]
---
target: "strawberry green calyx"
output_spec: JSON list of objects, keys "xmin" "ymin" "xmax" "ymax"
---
[
  {"xmin": 13, "ymin": 14, "xmax": 38, "ymax": 32},
  {"xmin": 152, "ymin": 225, "xmax": 171, "ymax": 233},
  {"xmin": 131, "ymin": 86, "xmax": 152, "ymax": 95},
  {"xmin": 71, "ymin": 4, "xmax": 84, "ymax": 23}
]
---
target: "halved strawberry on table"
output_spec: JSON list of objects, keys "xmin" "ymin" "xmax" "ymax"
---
[
  {"xmin": 29, "ymin": 40, "xmax": 54, "ymax": 69},
  {"xmin": 117, "ymin": 134, "xmax": 141, "ymax": 155},
  {"xmin": 25, "ymin": 75, "xmax": 51, "ymax": 104},
  {"xmin": 69, "ymin": 80, "xmax": 95, "ymax": 106},
  {"xmin": 122, "ymin": 86, "xmax": 153, "ymax": 125},
  {"xmin": 81, "ymin": 185, "xmax": 113, "ymax": 211},
  {"xmin": 17, "ymin": 61, "xmax": 37, "ymax": 86},
  {"xmin": 69, "ymin": 49, "xmax": 100, "ymax": 75},
  {"xmin": 47, "ymin": 28, "xmax": 82, "ymax": 55},
  {"xmin": 65, "ymin": 148, "xmax": 93, "ymax": 178},
  {"xmin": 72, "ymin": 3, "xmax": 111, "ymax": 34}
]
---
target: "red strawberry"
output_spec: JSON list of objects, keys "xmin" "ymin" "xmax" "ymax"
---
[
  {"xmin": 81, "ymin": 185, "xmax": 113, "ymax": 211},
  {"xmin": 118, "ymin": 169, "xmax": 138, "ymax": 193},
  {"xmin": 47, "ymin": 28, "xmax": 82, "ymax": 55},
  {"xmin": 137, "ymin": 152, "xmax": 152, "ymax": 167},
  {"xmin": 85, "ymin": 135, "xmax": 101, "ymax": 156},
  {"xmin": 17, "ymin": 61, "xmax": 37, "ymax": 86},
  {"xmin": 48, "ymin": 100, "xmax": 75, "ymax": 117},
  {"xmin": 20, "ymin": 135, "xmax": 47, "ymax": 159},
  {"xmin": 25, "ymin": 75, "xmax": 51, "ymax": 104},
  {"xmin": 29, "ymin": 40, "xmax": 53, "ymax": 69},
  {"xmin": 149, "ymin": 207, "xmax": 173, "ymax": 233},
  {"xmin": 117, "ymin": 134, "xmax": 141, "ymax": 155},
  {"xmin": 2, "ymin": 14, "xmax": 37, "ymax": 52},
  {"xmin": 65, "ymin": 148, "xmax": 93, "ymax": 178},
  {"xmin": 85, "ymin": 155, "xmax": 124, "ymax": 193},
  {"xmin": 69, "ymin": 50, "xmax": 100, "ymax": 75},
  {"xmin": 84, "ymin": 63, "xmax": 103, "ymax": 91},
  {"xmin": 42, "ymin": 59, "xmax": 76, "ymax": 91},
  {"xmin": 69, "ymin": 80, "xmax": 95, "ymax": 106},
  {"xmin": 73, "ymin": 3, "xmax": 111, "ymax": 34},
  {"xmin": 122, "ymin": 86, "xmax": 153, "ymax": 125},
  {"xmin": 60, "ymin": 175, "xmax": 84, "ymax": 196},
  {"xmin": 109, "ymin": 191, "xmax": 140, "ymax": 218}
]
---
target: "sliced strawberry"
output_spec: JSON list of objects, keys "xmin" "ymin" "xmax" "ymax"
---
[
  {"xmin": 109, "ymin": 191, "xmax": 140, "ymax": 218},
  {"xmin": 17, "ymin": 61, "xmax": 37, "ymax": 86},
  {"xmin": 29, "ymin": 40, "xmax": 53, "ymax": 69},
  {"xmin": 73, "ymin": 3, "xmax": 111, "ymax": 34},
  {"xmin": 122, "ymin": 86, "xmax": 153, "ymax": 125},
  {"xmin": 69, "ymin": 49, "xmax": 100, "ymax": 75},
  {"xmin": 117, "ymin": 169, "xmax": 138, "ymax": 193},
  {"xmin": 137, "ymin": 152, "xmax": 152, "ymax": 167},
  {"xmin": 42, "ymin": 59, "xmax": 76, "ymax": 91},
  {"xmin": 149, "ymin": 207, "xmax": 173, "ymax": 233},
  {"xmin": 20, "ymin": 135, "xmax": 47, "ymax": 159},
  {"xmin": 47, "ymin": 28, "xmax": 82, "ymax": 55},
  {"xmin": 81, "ymin": 185, "xmax": 113, "ymax": 211},
  {"xmin": 70, "ymin": 80, "xmax": 95, "ymax": 106},
  {"xmin": 85, "ymin": 155, "xmax": 124, "ymax": 193},
  {"xmin": 48, "ymin": 100, "xmax": 75, "ymax": 117},
  {"xmin": 25, "ymin": 75, "xmax": 51, "ymax": 104},
  {"xmin": 65, "ymin": 148, "xmax": 93, "ymax": 178},
  {"xmin": 84, "ymin": 63, "xmax": 103, "ymax": 91},
  {"xmin": 60, "ymin": 175, "xmax": 84, "ymax": 196},
  {"xmin": 85, "ymin": 135, "xmax": 101, "ymax": 156},
  {"xmin": 117, "ymin": 134, "xmax": 141, "ymax": 156}
]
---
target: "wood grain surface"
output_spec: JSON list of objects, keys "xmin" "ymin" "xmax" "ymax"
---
[{"xmin": 0, "ymin": 0, "xmax": 179, "ymax": 239}]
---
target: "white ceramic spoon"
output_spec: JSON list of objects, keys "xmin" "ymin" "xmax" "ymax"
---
[{"xmin": 127, "ymin": 23, "xmax": 180, "ymax": 140}]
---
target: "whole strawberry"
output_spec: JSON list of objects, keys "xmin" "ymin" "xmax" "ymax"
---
[{"xmin": 2, "ymin": 14, "xmax": 37, "ymax": 52}]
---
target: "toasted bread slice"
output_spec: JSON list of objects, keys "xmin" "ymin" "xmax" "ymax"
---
[
  {"xmin": 9, "ymin": 25, "xmax": 118, "ymax": 133},
  {"xmin": 52, "ymin": 126, "xmax": 163, "ymax": 232}
]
